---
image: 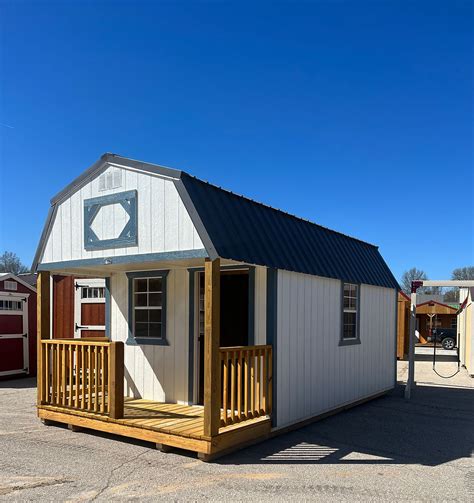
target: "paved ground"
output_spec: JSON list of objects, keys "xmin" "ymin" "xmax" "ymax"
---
[{"xmin": 0, "ymin": 361, "xmax": 472, "ymax": 502}]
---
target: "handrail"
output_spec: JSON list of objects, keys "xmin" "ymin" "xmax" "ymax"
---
[
  {"xmin": 38, "ymin": 339, "xmax": 124, "ymax": 418},
  {"xmin": 219, "ymin": 344, "xmax": 272, "ymax": 427},
  {"xmin": 41, "ymin": 339, "xmax": 110, "ymax": 346}
]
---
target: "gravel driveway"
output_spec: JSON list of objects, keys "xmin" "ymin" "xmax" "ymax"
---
[{"xmin": 0, "ymin": 362, "xmax": 472, "ymax": 501}]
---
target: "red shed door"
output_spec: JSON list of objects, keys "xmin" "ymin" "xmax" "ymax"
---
[
  {"xmin": 0, "ymin": 294, "xmax": 29, "ymax": 376},
  {"xmin": 74, "ymin": 279, "xmax": 106, "ymax": 338}
]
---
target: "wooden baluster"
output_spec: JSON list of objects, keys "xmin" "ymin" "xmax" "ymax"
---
[
  {"xmin": 104, "ymin": 347, "xmax": 109, "ymax": 413},
  {"xmin": 268, "ymin": 347, "xmax": 273, "ymax": 414},
  {"xmin": 237, "ymin": 350, "xmax": 242, "ymax": 421},
  {"xmin": 87, "ymin": 345, "xmax": 92, "ymax": 411},
  {"xmin": 75, "ymin": 344, "xmax": 80, "ymax": 408},
  {"xmin": 61, "ymin": 343, "xmax": 67, "ymax": 406},
  {"xmin": 222, "ymin": 351, "xmax": 228, "ymax": 425},
  {"xmin": 244, "ymin": 350, "xmax": 249, "ymax": 419},
  {"xmin": 44, "ymin": 343, "xmax": 50, "ymax": 404},
  {"xmin": 94, "ymin": 346, "xmax": 99, "ymax": 412},
  {"xmin": 81, "ymin": 345, "xmax": 85, "ymax": 409},
  {"xmin": 257, "ymin": 349, "xmax": 262, "ymax": 416},
  {"xmin": 56, "ymin": 344, "xmax": 61, "ymax": 405},
  {"xmin": 262, "ymin": 348, "xmax": 267, "ymax": 415},
  {"xmin": 100, "ymin": 346, "xmax": 105, "ymax": 413},
  {"xmin": 250, "ymin": 349, "xmax": 255, "ymax": 417},
  {"xmin": 68, "ymin": 344, "xmax": 73, "ymax": 406},
  {"xmin": 50, "ymin": 345, "xmax": 55, "ymax": 404},
  {"xmin": 230, "ymin": 351, "xmax": 235, "ymax": 424}
]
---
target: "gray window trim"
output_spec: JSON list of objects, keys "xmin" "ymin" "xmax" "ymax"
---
[
  {"xmin": 339, "ymin": 281, "xmax": 361, "ymax": 346},
  {"xmin": 126, "ymin": 270, "xmax": 169, "ymax": 346},
  {"xmin": 84, "ymin": 190, "xmax": 138, "ymax": 251}
]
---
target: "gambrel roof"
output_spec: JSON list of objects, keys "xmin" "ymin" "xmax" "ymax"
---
[{"xmin": 34, "ymin": 153, "xmax": 399, "ymax": 289}]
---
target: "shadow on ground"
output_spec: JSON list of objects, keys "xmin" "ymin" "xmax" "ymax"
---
[
  {"xmin": 218, "ymin": 384, "xmax": 473, "ymax": 466},
  {"xmin": 0, "ymin": 376, "xmax": 37, "ymax": 389}
]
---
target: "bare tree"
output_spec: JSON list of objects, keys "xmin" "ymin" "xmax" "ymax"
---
[
  {"xmin": 400, "ymin": 267, "xmax": 428, "ymax": 294},
  {"xmin": 0, "ymin": 251, "xmax": 29, "ymax": 275},
  {"xmin": 452, "ymin": 266, "xmax": 474, "ymax": 281},
  {"xmin": 442, "ymin": 266, "xmax": 474, "ymax": 303}
]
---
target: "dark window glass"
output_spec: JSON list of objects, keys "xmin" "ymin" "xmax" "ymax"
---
[{"xmin": 149, "ymin": 278, "xmax": 162, "ymax": 292}]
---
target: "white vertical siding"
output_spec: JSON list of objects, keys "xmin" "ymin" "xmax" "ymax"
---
[
  {"xmin": 110, "ymin": 268, "xmax": 190, "ymax": 403},
  {"xmin": 275, "ymin": 270, "xmax": 396, "ymax": 429},
  {"xmin": 41, "ymin": 164, "xmax": 204, "ymax": 264}
]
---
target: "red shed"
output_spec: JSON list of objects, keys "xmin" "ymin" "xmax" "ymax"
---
[{"xmin": 0, "ymin": 273, "xmax": 37, "ymax": 378}]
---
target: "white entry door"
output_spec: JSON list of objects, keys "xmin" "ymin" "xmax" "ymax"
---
[{"xmin": 74, "ymin": 279, "xmax": 106, "ymax": 338}]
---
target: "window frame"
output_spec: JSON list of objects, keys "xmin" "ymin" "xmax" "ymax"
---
[
  {"xmin": 126, "ymin": 270, "xmax": 169, "ymax": 346},
  {"xmin": 4, "ymin": 280, "xmax": 18, "ymax": 291},
  {"xmin": 339, "ymin": 282, "xmax": 361, "ymax": 346}
]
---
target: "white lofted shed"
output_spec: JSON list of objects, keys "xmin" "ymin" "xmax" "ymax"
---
[{"xmin": 33, "ymin": 153, "xmax": 399, "ymax": 459}]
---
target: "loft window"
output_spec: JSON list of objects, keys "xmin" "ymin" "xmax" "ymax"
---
[
  {"xmin": 127, "ymin": 271, "xmax": 169, "ymax": 345},
  {"xmin": 4, "ymin": 281, "xmax": 17, "ymax": 291},
  {"xmin": 340, "ymin": 283, "xmax": 360, "ymax": 345}
]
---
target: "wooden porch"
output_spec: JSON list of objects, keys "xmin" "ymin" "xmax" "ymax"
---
[
  {"xmin": 36, "ymin": 259, "xmax": 273, "ymax": 460},
  {"xmin": 38, "ymin": 398, "xmax": 271, "ymax": 459}
]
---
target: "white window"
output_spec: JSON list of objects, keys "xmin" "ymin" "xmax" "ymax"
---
[
  {"xmin": 0, "ymin": 299, "xmax": 22, "ymax": 311},
  {"xmin": 81, "ymin": 286, "xmax": 105, "ymax": 299},
  {"xmin": 4, "ymin": 281, "xmax": 17, "ymax": 291},
  {"xmin": 133, "ymin": 277, "xmax": 164, "ymax": 339},
  {"xmin": 341, "ymin": 283, "xmax": 359, "ymax": 343}
]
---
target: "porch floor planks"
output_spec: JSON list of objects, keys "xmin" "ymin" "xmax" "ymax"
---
[{"xmin": 38, "ymin": 398, "xmax": 271, "ymax": 452}]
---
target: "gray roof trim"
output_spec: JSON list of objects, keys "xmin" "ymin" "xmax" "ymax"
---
[
  {"xmin": 37, "ymin": 249, "xmax": 208, "ymax": 271},
  {"xmin": 173, "ymin": 177, "xmax": 217, "ymax": 260},
  {"xmin": 51, "ymin": 153, "xmax": 183, "ymax": 205},
  {"xmin": 31, "ymin": 204, "xmax": 57, "ymax": 272}
]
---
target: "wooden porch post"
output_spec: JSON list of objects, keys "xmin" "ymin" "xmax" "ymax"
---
[
  {"xmin": 37, "ymin": 271, "xmax": 51, "ymax": 405},
  {"xmin": 203, "ymin": 258, "xmax": 221, "ymax": 437},
  {"xmin": 109, "ymin": 341, "xmax": 124, "ymax": 419}
]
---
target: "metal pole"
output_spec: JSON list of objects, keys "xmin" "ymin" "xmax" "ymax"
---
[{"xmin": 405, "ymin": 282, "xmax": 420, "ymax": 399}]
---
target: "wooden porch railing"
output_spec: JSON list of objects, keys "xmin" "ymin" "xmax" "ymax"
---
[
  {"xmin": 38, "ymin": 339, "xmax": 124, "ymax": 418},
  {"xmin": 219, "ymin": 345, "xmax": 272, "ymax": 427}
]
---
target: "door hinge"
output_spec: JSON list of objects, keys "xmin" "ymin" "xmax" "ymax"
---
[
  {"xmin": 22, "ymin": 333, "xmax": 28, "ymax": 338},
  {"xmin": 75, "ymin": 323, "xmax": 86, "ymax": 332},
  {"xmin": 74, "ymin": 282, "xmax": 81, "ymax": 291}
]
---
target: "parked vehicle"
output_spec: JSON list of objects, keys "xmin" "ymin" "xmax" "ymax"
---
[{"xmin": 429, "ymin": 328, "xmax": 457, "ymax": 350}]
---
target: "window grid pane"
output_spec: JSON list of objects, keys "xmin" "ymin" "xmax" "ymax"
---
[
  {"xmin": 133, "ymin": 276, "xmax": 164, "ymax": 339},
  {"xmin": 342, "ymin": 283, "xmax": 358, "ymax": 340}
]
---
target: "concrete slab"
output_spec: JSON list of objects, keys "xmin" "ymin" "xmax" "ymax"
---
[{"xmin": 0, "ymin": 370, "xmax": 472, "ymax": 501}]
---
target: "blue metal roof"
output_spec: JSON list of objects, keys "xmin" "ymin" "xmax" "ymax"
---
[{"xmin": 180, "ymin": 173, "xmax": 399, "ymax": 289}]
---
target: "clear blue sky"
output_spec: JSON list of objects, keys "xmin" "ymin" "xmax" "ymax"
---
[{"xmin": 0, "ymin": 1, "xmax": 472, "ymax": 281}]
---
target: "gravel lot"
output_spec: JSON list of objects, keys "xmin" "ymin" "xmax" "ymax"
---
[{"xmin": 0, "ymin": 361, "xmax": 472, "ymax": 502}]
